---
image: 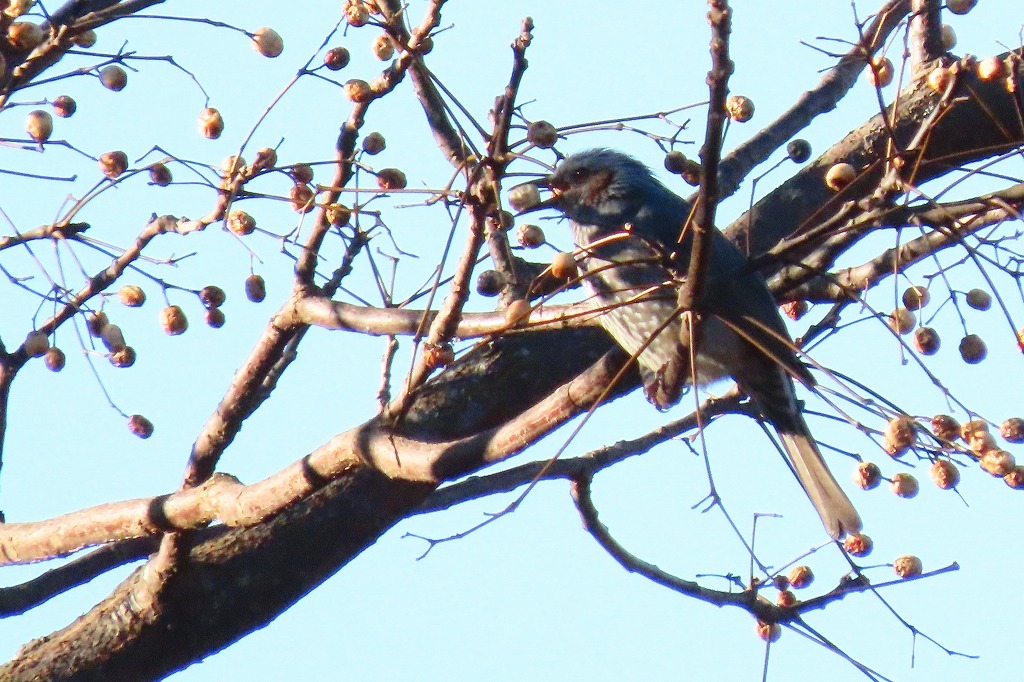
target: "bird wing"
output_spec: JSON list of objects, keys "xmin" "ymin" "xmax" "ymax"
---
[{"xmin": 703, "ymin": 272, "xmax": 815, "ymax": 388}]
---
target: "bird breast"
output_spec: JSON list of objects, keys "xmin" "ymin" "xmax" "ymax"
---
[{"xmin": 571, "ymin": 223, "xmax": 735, "ymax": 388}]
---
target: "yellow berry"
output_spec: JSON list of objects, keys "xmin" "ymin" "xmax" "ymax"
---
[
  {"xmin": 227, "ymin": 210, "xmax": 256, "ymax": 236},
  {"xmin": 664, "ymin": 151, "xmax": 687, "ymax": 174},
  {"xmin": 376, "ymin": 168, "xmax": 407, "ymax": 190},
  {"xmin": 825, "ymin": 162, "xmax": 856, "ymax": 191},
  {"xmin": 853, "ymin": 461, "xmax": 882, "ymax": 490},
  {"xmin": 149, "ymin": 163, "xmax": 172, "ymax": 186},
  {"xmin": 781, "ymin": 300, "xmax": 808, "ymax": 321},
  {"xmin": 8, "ymin": 21, "xmax": 43, "ymax": 50},
  {"xmin": 884, "ymin": 415, "xmax": 918, "ymax": 452},
  {"xmin": 109, "ymin": 346, "xmax": 136, "ymax": 368},
  {"xmin": 1003, "ymin": 465, "xmax": 1024, "ymax": 489},
  {"xmin": 324, "ymin": 46, "xmax": 351, "ymax": 70},
  {"xmin": 199, "ymin": 285, "xmax": 226, "ymax": 308},
  {"xmin": 775, "ymin": 590, "xmax": 797, "ymax": 608},
  {"xmin": 787, "ymin": 565, "xmax": 813, "ymax": 589},
  {"xmin": 912, "ymin": 327, "xmax": 940, "ymax": 355},
  {"xmin": 867, "ymin": 57, "xmax": 894, "ymax": 87},
  {"xmin": 980, "ymin": 449, "xmax": 1015, "ymax": 477},
  {"xmin": 931, "ymin": 414, "xmax": 960, "ymax": 442},
  {"xmin": 550, "ymin": 252, "xmax": 578, "ymax": 279},
  {"xmin": 205, "ymin": 308, "xmax": 226, "ymax": 329},
  {"xmin": 965, "ymin": 288, "xmax": 991, "ymax": 310},
  {"xmin": 289, "ymin": 184, "xmax": 316, "ymax": 213},
  {"xmin": 890, "ymin": 473, "xmax": 919, "ymax": 498},
  {"xmin": 71, "ymin": 29, "xmax": 96, "ymax": 48},
  {"xmin": 198, "ymin": 107, "xmax": 224, "ymax": 139},
  {"xmin": 326, "ymin": 203, "xmax": 352, "ymax": 227},
  {"xmin": 947, "ymin": 0, "xmax": 976, "ymax": 14},
  {"xmin": 887, "ymin": 307, "xmax": 915, "ymax": 335},
  {"xmin": 926, "ymin": 66, "xmax": 953, "ymax": 93},
  {"xmin": 99, "ymin": 64, "xmax": 128, "ymax": 91},
  {"xmin": 901, "ymin": 285, "xmax": 930, "ymax": 310},
  {"xmin": 893, "ymin": 555, "xmax": 922, "ymax": 578},
  {"xmin": 476, "ymin": 270, "xmax": 505, "ymax": 297},
  {"xmin": 930, "ymin": 459, "xmax": 960, "ymax": 489},
  {"xmin": 422, "ymin": 342, "xmax": 455, "ymax": 369},
  {"xmin": 999, "ymin": 417, "xmax": 1024, "ymax": 444},
  {"xmin": 3, "ymin": 0, "xmax": 33, "ymax": 19},
  {"xmin": 52, "ymin": 95, "xmax": 76, "ymax": 118},
  {"xmin": 755, "ymin": 620, "xmax": 781, "ymax": 643},
  {"xmin": 245, "ymin": 274, "xmax": 266, "ymax": 302},
  {"xmin": 220, "ymin": 154, "xmax": 247, "ymax": 178},
  {"xmin": 940, "ymin": 25, "xmax": 957, "ymax": 51},
  {"xmin": 98, "ymin": 151, "xmax": 128, "ymax": 178},
  {"xmin": 100, "ymin": 323, "xmax": 126, "ymax": 351},
  {"xmin": 959, "ymin": 418, "xmax": 988, "ymax": 440},
  {"xmin": 505, "ymin": 299, "xmax": 531, "ymax": 327},
  {"xmin": 516, "ymin": 224, "xmax": 545, "ymax": 248},
  {"xmin": 526, "ymin": 120, "xmax": 558, "ymax": 148},
  {"xmin": 362, "ymin": 132, "xmax": 386, "ymax": 155},
  {"xmin": 24, "ymin": 109, "xmax": 52, "ymax": 143},
  {"xmin": 290, "ymin": 163, "xmax": 314, "ymax": 185},
  {"xmin": 344, "ymin": 79, "xmax": 373, "ymax": 103},
  {"xmin": 786, "ymin": 139, "xmax": 812, "ymax": 163},
  {"xmin": 843, "ymin": 533, "xmax": 873, "ymax": 557},
  {"xmin": 160, "ymin": 305, "xmax": 188, "ymax": 336},
  {"xmin": 725, "ymin": 95, "xmax": 754, "ymax": 122},
  {"xmin": 958, "ymin": 334, "xmax": 987, "ymax": 364},
  {"xmin": 372, "ymin": 34, "xmax": 395, "ymax": 60},
  {"xmin": 24, "ymin": 330, "xmax": 49, "ymax": 357},
  {"xmin": 495, "ymin": 211, "xmax": 515, "ymax": 230},
  {"xmin": 44, "ymin": 347, "xmax": 66, "ymax": 372},
  {"xmin": 977, "ymin": 57, "xmax": 1006, "ymax": 81},
  {"xmin": 251, "ymin": 27, "xmax": 283, "ymax": 57},
  {"xmin": 87, "ymin": 311, "xmax": 109, "ymax": 337},
  {"xmin": 251, "ymin": 148, "xmax": 278, "ymax": 173},
  {"xmin": 675, "ymin": 159, "xmax": 699, "ymax": 186},
  {"xmin": 345, "ymin": 2, "xmax": 370, "ymax": 26},
  {"xmin": 508, "ymin": 183, "xmax": 541, "ymax": 212},
  {"xmin": 128, "ymin": 414, "xmax": 154, "ymax": 439}
]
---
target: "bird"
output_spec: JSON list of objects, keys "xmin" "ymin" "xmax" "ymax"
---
[{"xmin": 518, "ymin": 149, "xmax": 862, "ymax": 538}]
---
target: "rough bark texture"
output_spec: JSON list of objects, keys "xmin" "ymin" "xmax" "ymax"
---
[{"xmin": 3, "ymin": 328, "xmax": 626, "ymax": 680}]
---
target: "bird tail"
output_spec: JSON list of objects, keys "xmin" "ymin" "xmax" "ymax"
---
[{"xmin": 778, "ymin": 425, "xmax": 862, "ymax": 539}]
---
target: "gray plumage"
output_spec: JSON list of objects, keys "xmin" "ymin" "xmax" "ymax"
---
[{"xmin": 526, "ymin": 149, "xmax": 861, "ymax": 538}]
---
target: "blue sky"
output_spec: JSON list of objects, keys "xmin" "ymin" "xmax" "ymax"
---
[{"xmin": 1, "ymin": 1, "xmax": 1022, "ymax": 680}]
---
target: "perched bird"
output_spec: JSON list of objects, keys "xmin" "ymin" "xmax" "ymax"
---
[{"xmin": 519, "ymin": 149, "xmax": 861, "ymax": 538}]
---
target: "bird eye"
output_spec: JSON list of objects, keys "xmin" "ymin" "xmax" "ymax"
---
[{"xmin": 570, "ymin": 167, "xmax": 589, "ymax": 182}]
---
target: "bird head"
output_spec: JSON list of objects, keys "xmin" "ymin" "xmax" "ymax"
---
[{"xmin": 518, "ymin": 149, "xmax": 656, "ymax": 228}]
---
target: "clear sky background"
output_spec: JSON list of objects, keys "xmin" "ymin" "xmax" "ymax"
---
[{"xmin": 1, "ymin": 1, "xmax": 1022, "ymax": 680}]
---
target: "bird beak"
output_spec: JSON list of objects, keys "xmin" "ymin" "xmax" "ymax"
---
[{"xmin": 512, "ymin": 175, "xmax": 564, "ymax": 216}]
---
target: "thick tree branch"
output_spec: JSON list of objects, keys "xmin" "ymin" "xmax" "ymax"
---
[
  {"xmin": 727, "ymin": 49, "xmax": 1024, "ymax": 267},
  {"xmin": 909, "ymin": 0, "xmax": 944, "ymax": 72},
  {"xmin": 0, "ymin": 325, "xmax": 629, "ymax": 678},
  {"xmin": 1, "ymin": 339, "xmax": 628, "ymax": 566}
]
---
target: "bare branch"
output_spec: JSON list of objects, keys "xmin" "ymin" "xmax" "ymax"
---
[
  {"xmin": 714, "ymin": 0, "xmax": 911, "ymax": 202},
  {"xmin": 0, "ymin": 538, "xmax": 155, "ymax": 617},
  {"xmin": 781, "ymin": 183, "xmax": 1024, "ymax": 301}
]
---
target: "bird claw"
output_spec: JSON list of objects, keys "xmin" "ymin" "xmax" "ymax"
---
[{"xmin": 643, "ymin": 356, "xmax": 691, "ymax": 409}]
